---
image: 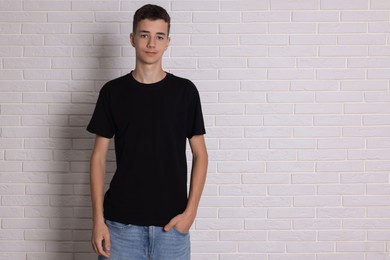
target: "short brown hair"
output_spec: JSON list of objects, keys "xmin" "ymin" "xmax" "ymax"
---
[{"xmin": 133, "ymin": 4, "xmax": 171, "ymax": 35}]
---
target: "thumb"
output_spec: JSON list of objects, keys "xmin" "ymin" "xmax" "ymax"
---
[
  {"xmin": 104, "ymin": 233, "xmax": 111, "ymax": 252},
  {"xmin": 164, "ymin": 217, "xmax": 177, "ymax": 232}
]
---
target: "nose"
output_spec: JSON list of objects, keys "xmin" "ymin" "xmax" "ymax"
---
[{"xmin": 147, "ymin": 37, "xmax": 155, "ymax": 48}]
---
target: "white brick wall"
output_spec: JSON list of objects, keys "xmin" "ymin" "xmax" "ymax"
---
[{"xmin": 0, "ymin": 0, "xmax": 389, "ymax": 259}]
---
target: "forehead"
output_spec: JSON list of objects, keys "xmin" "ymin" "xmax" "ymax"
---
[{"xmin": 135, "ymin": 19, "xmax": 169, "ymax": 34}]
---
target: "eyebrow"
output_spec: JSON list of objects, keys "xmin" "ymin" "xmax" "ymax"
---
[{"xmin": 139, "ymin": 30, "xmax": 167, "ymax": 36}]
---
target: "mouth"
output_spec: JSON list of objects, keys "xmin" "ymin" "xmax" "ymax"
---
[{"xmin": 145, "ymin": 51, "xmax": 157, "ymax": 56}]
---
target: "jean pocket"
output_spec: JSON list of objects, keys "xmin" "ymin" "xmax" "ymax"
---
[
  {"xmin": 105, "ymin": 219, "xmax": 130, "ymax": 230},
  {"xmin": 172, "ymin": 226, "xmax": 189, "ymax": 236}
]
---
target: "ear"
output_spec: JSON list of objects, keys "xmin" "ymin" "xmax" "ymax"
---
[
  {"xmin": 165, "ymin": 36, "xmax": 171, "ymax": 50},
  {"xmin": 130, "ymin": 33, "xmax": 135, "ymax": 47}
]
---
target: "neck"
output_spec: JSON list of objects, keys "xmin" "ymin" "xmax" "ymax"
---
[{"xmin": 132, "ymin": 64, "xmax": 166, "ymax": 84}]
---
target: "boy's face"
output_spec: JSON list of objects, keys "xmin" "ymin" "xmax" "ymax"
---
[{"xmin": 130, "ymin": 19, "xmax": 170, "ymax": 66}]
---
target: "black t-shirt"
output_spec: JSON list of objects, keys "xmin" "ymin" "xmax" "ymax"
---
[{"xmin": 87, "ymin": 72, "xmax": 206, "ymax": 227}]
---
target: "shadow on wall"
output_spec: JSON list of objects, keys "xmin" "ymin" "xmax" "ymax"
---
[{"xmin": 51, "ymin": 23, "xmax": 134, "ymax": 259}]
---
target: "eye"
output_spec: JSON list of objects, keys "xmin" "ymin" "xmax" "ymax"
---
[
  {"xmin": 157, "ymin": 36, "xmax": 165, "ymax": 41},
  {"xmin": 140, "ymin": 34, "xmax": 149, "ymax": 39}
]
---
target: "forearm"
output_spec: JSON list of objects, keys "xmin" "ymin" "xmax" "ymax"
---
[
  {"xmin": 89, "ymin": 136, "xmax": 110, "ymax": 225},
  {"xmin": 90, "ymin": 157, "xmax": 106, "ymax": 224},
  {"xmin": 185, "ymin": 150, "xmax": 208, "ymax": 216}
]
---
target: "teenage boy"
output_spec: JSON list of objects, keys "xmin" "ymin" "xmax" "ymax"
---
[{"xmin": 87, "ymin": 4, "xmax": 208, "ymax": 260}]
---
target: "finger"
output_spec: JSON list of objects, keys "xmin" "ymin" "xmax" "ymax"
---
[
  {"xmin": 164, "ymin": 217, "xmax": 177, "ymax": 231},
  {"xmin": 105, "ymin": 234, "xmax": 111, "ymax": 254},
  {"xmin": 96, "ymin": 237, "xmax": 109, "ymax": 257}
]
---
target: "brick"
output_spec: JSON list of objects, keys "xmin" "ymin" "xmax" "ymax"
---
[
  {"xmin": 245, "ymin": 219, "xmax": 291, "ymax": 230},
  {"xmin": 241, "ymin": 81, "xmax": 289, "ymax": 92},
  {"xmin": 241, "ymin": 35, "xmax": 288, "ymax": 45},
  {"xmin": 22, "ymin": 24, "xmax": 70, "ymax": 34},
  {"xmin": 294, "ymin": 127, "xmax": 340, "ymax": 137},
  {"xmin": 44, "ymin": 35, "xmax": 93, "ymax": 46},
  {"xmin": 315, "ymin": 115, "xmax": 361, "ymax": 126},
  {"xmin": 5, "ymin": 150, "xmax": 52, "ymax": 161},
  {"xmin": 318, "ymin": 184, "xmax": 365, "ymax": 195},
  {"xmin": 270, "ymin": 255, "xmax": 315, "ymax": 260},
  {"xmin": 171, "ymin": 47, "xmax": 218, "ymax": 57},
  {"xmin": 368, "ymin": 69, "xmax": 390, "ymax": 79},
  {"xmin": 220, "ymin": 231, "xmax": 267, "ymax": 241},
  {"xmin": 342, "ymin": 11, "xmax": 389, "ymax": 21},
  {"xmin": 243, "ymin": 11, "xmax": 290, "ymax": 22},
  {"xmin": 371, "ymin": 0, "xmax": 390, "ymax": 9},
  {"xmin": 271, "ymin": 0, "xmax": 319, "ymax": 10},
  {"xmin": 318, "ymin": 208, "xmax": 365, "ymax": 218},
  {"xmin": 341, "ymin": 80, "xmax": 388, "ymax": 91},
  {"xmin": 267, "ymin": 162, "xmax": 314, "ymax": 172},
  {"xmin": 349, "ymin": 58, "xmax": 390, "ymax": 68},
  {"xmin": 321, "ymin": 0, "xmax": 368, "ymax": 9},
  {"xmin": 342, "ymin": 127, "xmax": 390, "ymax": 137},
  {"xmin": 244, "ymin": 197, "xmax": 291, "ymax": 207},
  {"xmin": 0, "ymin": 46, "xmax": 22, "ymax": 57},
  {"xmin": 249, "ymin": 58, "xmax": 295, "ymax": 68},
  {"xmin": 238, "ymin": 242, "xmax": 285, "ymax": 253},
  {"xmin": 250, "ymin": 150, "xmax": 296, "ymax": 161},
  {"xmin": 293, "ymin": 219, "xmax": 341, "ymax": 230},
  {"xmin": 319, "ymin": 231, "xmax": 365, "ymax": 241},
  {"xmin": 319, "ymin": 23, "xmax": 366, "ymax": 33},
  {"xmin": 291, "ymin": 173, "xmax": 339, "ymax": 184},
  {"xmin": 293, "ymin": 196, "xmax": 340, "ymax": 206},
  {"xmin": 220, "ymin": 185, "xmax": 266, "ymax": 196},
  {"xmin": 338, "ymin": 35, "xmax": 386, "ymax": 45},
  {"xmin": 269, "ymin": 23, "xmax": 317, "ymax": 34},
  {"xmin": 0, "ymin": 24, "xmax": 21, "ymax": 34},
  {"xmin": 198, "ymin": 58, "xmax": 246, "ymax": 69},
  {"xmin": 221, "ymin": 0, "xmax": 268, "ymax": 10},
  {"xmin": 291, "ymin": 80, "xmax": 339, "ymax": 91},
  {"xmin": 317, "ymin": 69, "xmax": 365, "ymax": 80},
  {"xmin": 270, "ymin": 139, "xmax": 316, "ymax": 149},
  {"xmin": 292, "ymin": 11, "xmax": 339, "ymax": 21},
  {"xmin": 367, "ymin": 138, "xmax": 390, "ymax": 148},
  {"xmin": 0, "ymin": 1, "xmax": 22, "ymax": 10},
  {"xmin": 219, "ymin": 208, "xmax": 266, "ymax": 219},
  {"xmin": 48, "ymin": 12, "xmax": 93, "ymax": 22},
  {"xmin": 172, "ymin": 1, "xmax": 219, "ymax": 11},
  {"xmin": 0, "ymin": 12, "xmax": 46, "ymax": 22},
  {"xmin": 24, "ymin": 207, "xmax": 73, "ymax": 218},
  {"xmin": 367, "ymin": 184, "xmax": 390, "ymax": 195},
  {"xmin": 318, "ymin": 253, "xmax": 365, "ymax": 260},
  {"xmin": 220, "ymin": 24, "xmax": 267, "ymax": 34},
  {"xmin": 369, "ymin": 23, "xmax": 390, "ymax": 33},
  {"xmin": 2, "ymin": 128, "xmax": 49, "ymax": 138},
  {"xmin": 72, "ymin": 1, "xmax": 120, "ymax": 11},
  {"xmin": 268, "ymin": 185, "xmax": 316, "ymax": 195},
  {"xmin": 337, "ymin": 242, "xmax": 384, "ymax": 252},
  {"xmin": 291, "ymin": 35, "xmax": 337, "ymax": 45},
  {"xmin": 0, "ymin": 70, "xmax": 23, "ymax": 80},
  {"xmin": 191, "ymin": 34, "xmax": 239, "ymax": 47},
  {"xmin": 0, "ymin": 93, "xmax": 22, "ymax": 103},
  {"xmin": 320, "ymin": 46, "xmax": 368, "ymax": 57},
  {"xmin": 268, "ymin": 231, "xmax": 316, "ymax": 241},
  {"xmin": 193, "ymin": 12, "xmax": 240, "ymax": 23},
  {"xmin": 287, "ymin": 242, "xmax": 334, "ymax": 253},
  {"xmin": 298, "ymin": 57, "xmax": 346, "ymax": 68},
  {"xmin": 344, "ymin": 219, "xmax": 390, "ymax": 229},
  {"xmin": 245, "ymin": 127, "xmax": 291, "ymax": 138},
  {"xmin": 269, "ymin": 46, "xmax": 317, "ymax": 57}
]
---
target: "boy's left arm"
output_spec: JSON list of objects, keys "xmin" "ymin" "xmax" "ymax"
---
[{"xmin": 164, "ymin": 134, "xmax": 208, "ymax": 232}]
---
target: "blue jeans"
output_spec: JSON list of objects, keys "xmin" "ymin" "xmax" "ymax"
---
[{"xmin": 98, "ymin": 220, "xmax": 191, "ymax": 260}]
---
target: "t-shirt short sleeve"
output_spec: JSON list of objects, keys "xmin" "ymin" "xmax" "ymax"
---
[
  {"xmin": 87, "ymin": 85, "xmax": 115, "ymax": 138},
  {"xmin": 186, "ymin": 84, "xmax": 206, "ymax": 139}
]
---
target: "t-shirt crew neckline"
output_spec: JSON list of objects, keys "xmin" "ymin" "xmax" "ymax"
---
[{"xmin": 129, "ymin": 70, "xmax": 170, "ymax": 90}]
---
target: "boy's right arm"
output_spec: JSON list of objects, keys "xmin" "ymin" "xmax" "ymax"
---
[{"xmin": 90, "ymin": 135, "xmax": 111, "ymax": 258}]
